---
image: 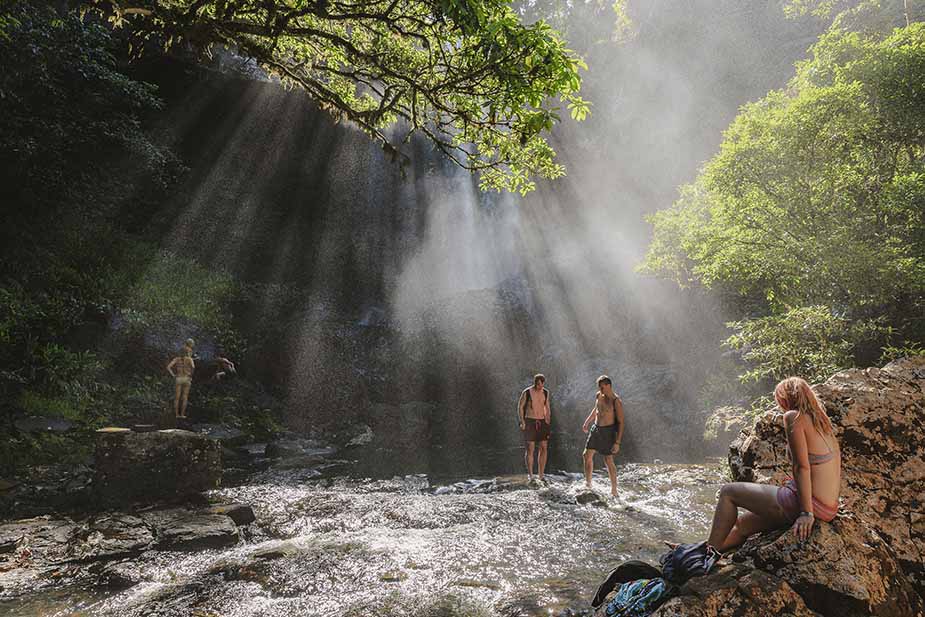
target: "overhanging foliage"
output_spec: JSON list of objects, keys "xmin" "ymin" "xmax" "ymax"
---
[{"xmin": 88, "ymin": 0, "xmax": 591, "ymax": 194}]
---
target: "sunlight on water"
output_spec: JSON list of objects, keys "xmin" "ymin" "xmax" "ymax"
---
[{"xmin": 0, "ymin": 463, "xmax": 723, "ymax": 616}]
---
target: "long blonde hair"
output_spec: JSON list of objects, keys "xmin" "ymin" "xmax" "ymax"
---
[{"xmin": 774, "ymin": 377, "xmax": 834, "ymax": 435}]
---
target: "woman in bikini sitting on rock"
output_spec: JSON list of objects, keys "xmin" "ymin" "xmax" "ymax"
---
[{"xmin": 703, "ymin": 377, "xmax": 841, "ymax": 559}]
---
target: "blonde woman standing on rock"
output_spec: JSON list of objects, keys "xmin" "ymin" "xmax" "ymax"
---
[
  {"xmin": 167, "ymin": 341, "xmax": 195, "ymax": 419},
  {"xmin": 704, "ymin": 377, "xmax": 841, "ymax": 557}
]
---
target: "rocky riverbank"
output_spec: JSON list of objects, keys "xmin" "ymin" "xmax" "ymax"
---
[{"xmin": 0, "ymin": 421, "xmax": 728, "ymax": 616}]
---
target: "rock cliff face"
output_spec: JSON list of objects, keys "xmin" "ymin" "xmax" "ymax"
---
[{"xmin": 729, "ymin": 356, "xmax": 925, "ymax": 596}]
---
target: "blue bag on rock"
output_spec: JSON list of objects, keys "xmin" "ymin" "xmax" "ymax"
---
[{"xmin": 602, "ymin": 578, "xmax": 673, "ymax": 617}]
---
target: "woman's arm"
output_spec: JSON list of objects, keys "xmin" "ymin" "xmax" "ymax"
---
[
  {"xmin": 166, "ymin": 357, "xmax": 177, "ymax": 376},
  {"xmin": 784, "ymin": 410, "xmax": 815, "ymax": 539}
]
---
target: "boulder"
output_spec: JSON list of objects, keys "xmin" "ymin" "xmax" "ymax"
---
[
  {"xmin": 654, "ymin": 565, "xmax": 817, "ymax": 617},
  {"xmin": 650, "ymin": 516, "xmax": 922, "ymax": 617},
  {"xmin": 729, "ymin": 356, "xmax": 925, "ymax": 596},
  {"xmin": 703, "ymin": 406, "xmax": 749, "ymax": 455},
  {"xmin": 733, "ymin": 516, "xmax": 923, "ymax": 617},
  {"xmin": 577, "ymin": 490, "xmax": 608, "ymax": 506},
  {"xmin": 140, "ymin": 509, "xmax": 239, "ymax": 550},
  {"xmin": 346, "ymin": 424, "xmax": 374, "ymax": 448},
  {"xmin": 94, "ymin": 428, "xmax": 222, "ymax": 505},
  {"xmin": 13, "ymin": 415, "xmax": 76, "ymax": 433},
  {"xmin": 207, "ymin": 503, "xmax": 256, "ymax": 526}
]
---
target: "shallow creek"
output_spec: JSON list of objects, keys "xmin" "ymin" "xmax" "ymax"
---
[{"xmin": 2, "ymin": 462, "xmax": 724, "ymax": 616}]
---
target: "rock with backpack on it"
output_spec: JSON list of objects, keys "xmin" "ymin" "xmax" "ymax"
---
[{"xmin": 590, "ymin": 543, "xmax": 719, "ymax": 617}]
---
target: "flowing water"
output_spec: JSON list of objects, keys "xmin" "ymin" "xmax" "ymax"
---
[{"xmin": 0, "ymin": 459, "xmax": 725, "ymax": 616}]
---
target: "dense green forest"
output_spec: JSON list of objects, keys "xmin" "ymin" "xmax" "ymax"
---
[
  {"xmin": 0, "ymin": 3, "xmax": 277, "ymax": 472},
  {"xmin": 643, "ymin": 3, "xmax": 925, "ymax": 413},
  {"xmin": 2, "ymin": 0, "xmax": 924, "ymax": 473}
]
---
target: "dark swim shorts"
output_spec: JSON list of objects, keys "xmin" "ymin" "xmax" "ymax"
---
[
  {"xmin": 585, "ymin": 423, "xmax": 619, "ymax": 454},
  {"xmin": 522, "ymin": 418, "xmax": 551, "ymax": 442}
]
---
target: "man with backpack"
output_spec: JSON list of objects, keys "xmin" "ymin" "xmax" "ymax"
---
[
  {"xmin": 518, "ymin": 373, "xmax": 551, "ymax": 483},
  {"xmin": 581, "ymin": 375, "xmax": 625, "ymax": 497}
]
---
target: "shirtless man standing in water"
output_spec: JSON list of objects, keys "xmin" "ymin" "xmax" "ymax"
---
[
  {"xmin": 582, "ymin": 375, "xmax": 625, "ymax": 496},
  {"xmin": 518, "ymin": 374, "xmax": 551, "ymax": 483},
  {"xmin": 167, "ymin": 343, "xmax": 195, "ymax": 418}
]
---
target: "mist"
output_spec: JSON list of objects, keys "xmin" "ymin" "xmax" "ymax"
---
[{"xmin": 140, "ymin": 0, "xmax": 826, "ymax": 473}]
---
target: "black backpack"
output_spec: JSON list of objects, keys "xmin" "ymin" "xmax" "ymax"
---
[
  {"xmin": 658, "ymin": 541, "xmax": 720, "ymax": 585},
  {"xmin": 591, "ymin": 559, "xmax": 662, "ymax": 608}
]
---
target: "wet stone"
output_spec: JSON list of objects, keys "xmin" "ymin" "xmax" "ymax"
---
[
  {"xmin": 98, "ymin": 560, "xmax": 145, "ymax": 589},
  {"xmin": 206, "ymin": 503, "xmax": 256, "ymax": 526},
  {"xmin": 576, "ymin": 491, "xmax": 607, "ymax": 506},
  {"xmin": 0, "ymin": 517, "xmax": 77, "ymax": 564},
  {"xmin": 264, "ymin": 440, "xmax": 307, "ymax": 459},
  {"xmin": 274, "ymin": 454, "xmax": 328, "ymax": 469},
  {"xmin": 379, "ymin": 569, "xmax": 408, "ymax": 582},
  {"xmin": 69, "ymin": 514, "xmax": 154, "ymax": 560},
  {"xmin": 141, "ymin": 509, "xmax": 240, "ymax": 550}
]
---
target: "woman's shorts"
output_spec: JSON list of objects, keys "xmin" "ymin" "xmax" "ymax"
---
[
  {"xmin": 523, "ymin": 418, "xmax": 551, "ymax": 442},
  {"xmin": 175, "ymin": 376, "xmax": 192, "ymax": 386},
  {"xmin": 585, "ymin": 423, "xmax": 619, "ymax": 455},
  {"xmin": 775, "ymin": 479, "xmax": 838, "ymax": 522}
]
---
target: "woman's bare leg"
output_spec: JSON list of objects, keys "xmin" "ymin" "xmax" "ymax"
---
[
  {"xmin": 174, "ymin": 384, "xmax": 182, "ymax": 417},
  {"xmin": 179, "ymin": 384, "xmax": 191, "ymax": 417},
  {"xmin": 722, "ymin": 510, "xmax": 787, "ymax": 551},
  {"xmin": 707, "ymin": 483, "xmax": 787, "ymax": 551}
]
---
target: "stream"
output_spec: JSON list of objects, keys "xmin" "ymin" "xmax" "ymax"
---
[{"xmin": 1, "ymin": 456, "xmax": 725, "ymax": 616}]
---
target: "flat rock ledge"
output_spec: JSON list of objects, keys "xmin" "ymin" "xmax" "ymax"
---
[
  {"xmin": 94, "ymin": 428, "xmax": 222, "ymax": 505},
  {"xmin": 0, "ymin": 502, "xmax": 254, "ymax": 597}
]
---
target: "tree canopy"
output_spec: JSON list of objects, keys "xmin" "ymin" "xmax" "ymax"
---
[
  {"xmin": 641, "ymin": 22, "xmax": 925, "ymax": 384},
  {"xmin": 89, "ymin": 0, "xmax": 591, "ymax": 194}
]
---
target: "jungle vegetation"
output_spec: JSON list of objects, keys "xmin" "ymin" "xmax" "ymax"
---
[{"xmin": 642, "ymin": 9, "xmax": 925, "ymax": 410}]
